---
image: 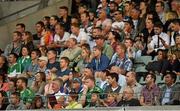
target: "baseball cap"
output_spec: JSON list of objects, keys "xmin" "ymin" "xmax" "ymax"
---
[
  {"xmin": 72, "ymin": 78, "xmax": 82, "ymax": 84},
  {"xmin": 38, "ymin": 56, "xmax": 48, "ymax": 62}
]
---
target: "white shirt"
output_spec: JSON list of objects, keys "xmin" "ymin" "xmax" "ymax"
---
[
  {"xmin": 112, "ymin": 21, "xmax": 124, "ymax": 30},
  {"xmin": 54, "ymin": 32, "xmax": 70, "ymax": 43},
  {"xmin": 149, "ymin": 32, "xmax": 170, "ymax": 51},
  {"xmin": 70, "ymin": 31, "xmax": 90, "ymax": 44}
]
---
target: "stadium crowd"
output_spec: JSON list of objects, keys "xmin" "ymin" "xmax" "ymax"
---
[{"xmin": 0, "ymin": 0, "xmax": 180, "ymax": 110}]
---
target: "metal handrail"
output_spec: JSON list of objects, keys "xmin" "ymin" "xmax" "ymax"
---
[{"xmin": 0, "ymin": 1, "xmax": 41, "ymax": 21}]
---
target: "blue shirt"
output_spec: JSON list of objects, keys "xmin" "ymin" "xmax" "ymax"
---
[
  {"xmin": 110, "ymin": 53, "xmax": 133, "ymax": 71},
  {"xmin": 88, "ymin": 54, "xmax": 110, "ymax": 71}
]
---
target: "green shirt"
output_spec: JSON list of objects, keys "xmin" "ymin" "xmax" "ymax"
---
[
  {"xmin": 20, "ymin": 88, "xmax": 35, "ymax": 103},
  {"xmin": 17, "ymin": 56, "xmax": 31, "ymax": 72},
  {"xmin": 8, "ymin": 63, "xmax": 21, "ymax": 77},
  {"xmin": 84, "ymin": 86, "xmax": 103, "ymax": 107}
]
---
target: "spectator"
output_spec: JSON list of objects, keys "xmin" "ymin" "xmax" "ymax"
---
[
  {"xmin": 88, "ymin": 46, "xmax": 110, "ymax": 72},
  {"xmin": 0, "ymin": 91, "xmax": 9, "ymax": 110},
  {"xmin": 46, "ymin": 49, "xmax": 60, "ymax": 73},
  {"xmin": 22, "ymin": 49, "xmax": 40, "ymax": 79},
  {"xmin": 21, "ymin": 31, "xmax": 34, "ymax": 53},
  {"xmin": 57, "ymin": 57, "xmax": 71, "ymax": 84},
  {"xmin": 124, "ymin": 1, "xmax": 133, "ymax": 17},
  {"xmin": 155, "ymin": 1, "xmax": 166, "ymax": 24},
  {"xmin": 169, "ymin": 19, "xmax": 180, "ymax": 41},
  {"xmin": 124, "ymin": 38, "xmax": 136, "ymax": 59},
  {"xmin": 49, "ymin": 15, "xmax": 59, "ymax": 32},
  {"xmin": 101, "ymin": 93, "xmax": 118, "ymax": 107},
  {"xmin": 122, "ymin": 18, "xmax": 136, "ymax": 39},
  {"xmin": 0, "ymin": 55, "xmax": 8, "ymax": 77},
  {"xmin": 60, "ymin": 38, "xmax": 82, "ymax": 68},
  {"xmin": 6, "ymin": 78, "xmax": 16, "ymax": 98},
  {"xmin": 16, "ymin": 77, "xmax": 35, "ymax": 108},
  {"xmin": 6, "ymin": 92, "xmax": 26, "ymax": 110},
  {"xmin": 70, "ymin": 23, "xmax": 90, "ymax": 45},
  {"xmin": 117, "ymin": 87, "xmax": 141, "ymax": 106},
  {"xmin": 147, "ymin": 22, "xmax": 171, "ymax": 55},
  {"xmin": 80, "ymin": 76, "xmax": 103, "ymax": 107},
  {"xmin": 17, "ymin": 46, "xmax": 32, "ymax": 73},
  {"xmin": 37, "ymin": 56, "xmax": 48, "ymax": 73},
  {"xmin": 33, "ymin": 21, "xmax": 45, "ymax": 46},
  {"xmin": 4, "ymin": 31, "xmax": 22, "ymax": 57},
  {"xmin": 107, "ymin": 31, "xmax": 121, "ymax": 51},
  {"xmin": 110, "ymin": 43, "xmax": 133, "ymax": 73},
  {"xmin": 7, "ymin": 53, "xmax": 21, "ymax": 78},
  {"xmin": 42, "ymin": 16, "xmax": 50, "ymax": 30},
  {"xmin": 140, "ymin": 72, "xmax": 160, "ymax": 106},
  {"xmin": 160, "ymin": 71, "xmax": 180, "ymax": 105},
  {"xmin": 30, "ymin": 72, "xmax": 46, "ymax": 95},
  {"xmin": 89, "ymin": 91, "xmax": 102, "ymax": 107},
  {"xmin": 94, "ymin": 35, "xmax": 114, "ymax": 59},
  {"xmin": 75, "ymin": 43, "xmax": 91, "ymax": 73},
  {"xmin": 16, "ymin": 23, "xmax": 25, "ymax": 34},
  {"xmin": 32, "ymin": 95, "xmax": 45, "ymax": 109},
  {"xmin": 53, "ymin": 23, "xmax": 70, "ymax": 53},
  {"xmin": 70, "ymin": 78, "xmax": 83, "ymax": 94},
  {"xmin": 0, "ymin": 74, "xmax": 9, "ymax": 92},
  {"xmin": 168, "ymin": 34, "xmax": 180, "ymax": 75},
  {"xmin": 65, "ymin": 91, "xmax": 82, "ymax": 109},
  {"xmin": 105, "ymin": 72, "xmax": 121, "ymax": 94},
  {"xmin": 59, "ymin": 6, "xmax": 71, "ymax": 32},
  {"xmin": 119, "ymin": 71, "xmax": 142, "ymax": 101}
]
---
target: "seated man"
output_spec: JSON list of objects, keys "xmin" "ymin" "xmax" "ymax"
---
[
  {"xmin": 117, "ymin": 87, "xmax": 140, "ymax": 106},
  {"xmin": 160, "ymin": 71, "xmax": 180, "ymax": 105},
  {"xmin": 59, "ymin": 38, "xmax": 82, "ymax": 68}
]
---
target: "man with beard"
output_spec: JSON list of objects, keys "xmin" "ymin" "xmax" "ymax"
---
[{"xmin": 16, "ymin": 77, "xmax": 35, "ymax": 109}]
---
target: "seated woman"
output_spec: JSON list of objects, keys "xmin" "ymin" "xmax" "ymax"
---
[
  {"xmin": 146, "ymin": 49, "xmax": 170, "ymax": 75},
  {"xmin": 0, "ymin": 91, "xmax": 9, "ymax": 110},
  {"xmin": 31, "ymin": 72, "xmax": 46, "ymax": 95},
  {"xmin": 32, "ymin": 95, "xmax": 45, "ymax": 109},
  {"xmin": 65, "ymin": 91, "xmax": 82, "ymax": 109}
]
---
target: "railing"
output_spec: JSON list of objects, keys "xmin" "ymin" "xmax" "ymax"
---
[{"xmin": 2, "ymin": 91, "xmax": 180, "ymax": 110}]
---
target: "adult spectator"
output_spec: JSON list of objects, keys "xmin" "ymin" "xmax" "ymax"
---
[
  {"xmin": 169, "ymin": 19, "xmax": 180, "ymax": 41},
  {"xmin": 16, "ymin": 23, "xmax": 25, "ymax": 34},
  {"xmin": 33, "ymin": 21, "xmax": 45, "ymax": 46},
  {"xmin": 0, "ymin": 74, "xmax": 9, "ymax": 92},
  {"xmin": 105, "ymin": 72, "xmax": 121, "ymax": 94},
  {"xmin": 57, "ymin": 57, "xmax": 71, "ymax": 83},
  {"xmin": 0, "ymin": 91, "xmax": 9, "ymax": 110},
  {"xmin": 4, "ymin": 31, "xmax": 22, "ymax": 57},
  {"xmin": 0, "ymin": 55, "xmax": 8, "ymax": 77},
  {"xmin": 110, "ymin": 43, "xmax": 133, "ymax": 74},
  {"xmin": 47, "ymin": 49, "xmax": 60, "ymax": 73},
  {"xmin": 21, "ymin": 31, "xmax": 34, "ymax": 53},
  {"xmin": 22, "ymin": 49, "xmax": 40, "ymax": 78},
  {"xmin": 119, "ymin": 71, "xmax": 142, "ymax": 100},
  {"xmin": 114, "ymin": 0, "xmax": 124, "ymax": 12},
  {"xmin": 70, "ymin": 23, "xmax": 90, "ymax": 45},
  {"xmin": 155, "ymin": 1, "xmax": 166, "ymax": 24},
  {"xmin": 117, "ymin": 87, "xmax": 140, "ymax": 106},
  {"xmin": 65, "ymin": 91, "xmax": 82, "ymax": 109},
  {"xmin": 168, "ymin": 34, "xmax": 180, "ymax": 75},
  {"xmin": 16, "ymin": 77, "xmax": 35, "ymax": 108},
  {"xmin": 60, "ymin": 38, "xmax": 82, "ymax": 67},
  {"xmin": 160, "ymin": 71, "xmax": 180, "ymax": 105},
  {"xmin": 140, "ymin": 72, "xmax": 160, "ymax": 106},
  {"xmin": 49, "ymin": 15, "xmax": 59, "ymax": 32},
  {"xmin": 6, "ymin": 92, "xmax": 26, "ymax": 110},
  {"xmin": 107, "ymin": 31, "xmax": 121, "ymax": 51},
  {"xmin": 124, "ymin": 38, "xmax": 136, "ymax": 59},
  {"xmin": 170, "ymin": 0, "xmax": 180, "ymax": 17},
  {"xmin": 88, "ymin": 46, "xmax": 110, "ymax": 72},
  {"xmin": 124, "ymin": 1, "xmax": 133, "ymax": 17},
  {"xmin": 70, "ymin": 78, "xmax": 83, "ymax": 94},
  {"xmin": 53, "ymin": 23, "xmax": 70, "ymax": 53},
  {"xmin": 17, "ymin": 46, "xmax": 31, "ymax": 73},
  {"xmin": 59, "ymin": 6, "xmax": 71, "ymax": 32},
  {"xmin": 42, "ymin": 16, "xmax": 50, "ymax": 30},
  {"xmin": 80, "ymin": 76, "xmax": 103, "ymax": 107},
  {"xmin": 32, "ymin": 95, "xmax": 45, "ymax": 109},
  {"xmin": 7, "ymin": 53, "xmax": 21, "ymax": 78},
  {"xmin": 37, "ymin": 56, "xmax": 48, "ymax": 74},
  {"xmin": 94, "ymin": 35, "xmax": 114, "ymax": 59},
  {"xmin": 30, "ymin": 72, "xmax": 46, "ymax": 95},
  {"xmin": 109, "ymin": 1, "xmax": 118, "ymax": 18},
  {"xmin": 147, "ymin": 22, "xmax": 171, "ymax": 54},
  {"xmin": 80, "ymin": 11, "xmax": 93, "ymax": 37}
]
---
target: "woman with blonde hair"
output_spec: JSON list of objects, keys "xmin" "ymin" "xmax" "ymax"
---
[{"xmin": 44, "ymin": 71, "xmax": 57, "ymax": 96}]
